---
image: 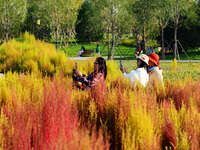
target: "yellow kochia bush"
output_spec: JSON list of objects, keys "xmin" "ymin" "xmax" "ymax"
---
[{"xmin": 0, "ymin": 32, "xmax": 73, "ymax": 76}]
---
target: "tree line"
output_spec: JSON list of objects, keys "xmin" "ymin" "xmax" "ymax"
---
[{"xmin": 0, "ymin": 0, "xmax": 200, "ymax": 59}]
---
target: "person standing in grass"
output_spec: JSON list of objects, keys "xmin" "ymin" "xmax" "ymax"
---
[
  {"xmin": 136, "ymin": 41, "xmax": 142, "ymax": 56},
  {"xmin": 96, "ymin": 44, "xmax": 100, "ymax": 55},
  {"xmin": 120, "ymin": 54, "xmax": 149, "ymax": 87},
  {"xmin": 72, "ymin": 57, "xmax": 107, "ymax": 90},
  {"xmin": 148, "ymin": 52, "xmax": 163, "ymax": 86}
]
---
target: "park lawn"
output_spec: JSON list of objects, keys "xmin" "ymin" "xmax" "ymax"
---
[
  {"xmin": 59, "ymin": 42, "xmax": 200, "ymax": 60},
  {"xmin": 164, "ymin": 51, "xmax": 200, "ymax": 60},
  {"xmin": 59, "ymin": 43, "xmax": 135, "ymax": 57}
]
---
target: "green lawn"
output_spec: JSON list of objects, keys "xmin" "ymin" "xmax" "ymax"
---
[
  {"xmin": 164, "ymin": 51, "xmax": 200, "ymax": 60},
  {"xmin": 59, "ymin": 43, "xmax": 200, "ymax": 60},
  {"xmin": 59, "ymin": 43, "xmax": 135, "ymax": 57}
]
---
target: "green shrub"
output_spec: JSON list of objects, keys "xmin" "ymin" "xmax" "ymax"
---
[
  {"xmin": 121, "ymin": 39, "xmax": 136, "ymax": 47},
  {"xmin": 146, "ymin": 39, "xmax": 160, "ymax": 48}
]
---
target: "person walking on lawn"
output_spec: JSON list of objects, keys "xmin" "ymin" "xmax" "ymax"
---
[
  {"xmin": 72, "ymin": 57, "xmax": 107, "ymax": 90},
  {"xmin": 120, "ymin": 54, "xmax": 149, "ymax": 87},
  {"xmin": 148, "ymin": 52, "xmax": 163, "ymax": 87}
]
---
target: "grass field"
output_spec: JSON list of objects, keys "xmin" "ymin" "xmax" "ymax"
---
[
  {"xmin": 60, "ymin": 42, "xmax": 200, "ymax": 60},
  {"xmin": 61, "ymin": 42, "xmax": 134, "ymax": 57}
]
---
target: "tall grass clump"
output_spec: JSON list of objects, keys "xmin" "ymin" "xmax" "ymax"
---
[
  {"xmin": 0, "ymin": 32, "xmax": 73, "ymax": 76},
  {"xmin": 161, "ymin": 119, "xmax": 176, "ymax": 150},
  {"xmin": 122, "ymin": 88, "xmax": 161, "ymax": 150},
  {"xmin": 0, "ymin": 75, "xmax": 109, "ymax": 150}
]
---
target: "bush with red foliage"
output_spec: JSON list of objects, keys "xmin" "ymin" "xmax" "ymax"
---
[
  {"xmin": 1, "ymin": 77, "xmax": 109, "ymax": 150},
  {"xmin": 161, "ymin": 120, "xmax": 176, "ymax": 150},
  {"xmin": 38, "ymin": 79, "xmax": 78, "ymax": 150}
]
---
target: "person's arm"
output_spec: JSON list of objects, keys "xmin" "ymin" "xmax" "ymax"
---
[
  {"xmin": 123, "ymin": 70, "xmax": 135, "ymax": 79},
  {"xmin": 120, "ymin": 66, "xmax": 127, "ymax": 74}
]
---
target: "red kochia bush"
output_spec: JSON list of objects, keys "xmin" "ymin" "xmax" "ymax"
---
[
  {"xmin": 161, "ymin": 120, "xmax": 176, "ymax": 150},
  {"xmin": 163, "ymin": 81, "xmax": 192, "ymax": 111},
  {"xmin": 38, "ymin": 78, "xmax": 78, "ymax": 150},
  {"xmin": 1, "ymin": 77, "xmax": 79, "ymax": 150},
  {"xmin": 2, "ymin": 103, "xmax": 34, "ymax": 150}
]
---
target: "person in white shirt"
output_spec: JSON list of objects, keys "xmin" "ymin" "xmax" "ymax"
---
[{"xmin": 120, "ymin": 54, "xmax": 149, "ymax": 87}]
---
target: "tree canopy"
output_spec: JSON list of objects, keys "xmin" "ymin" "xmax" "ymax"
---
[{"xmin": 0, "ymin": 0, "xmax": 200, "ymax": 56}]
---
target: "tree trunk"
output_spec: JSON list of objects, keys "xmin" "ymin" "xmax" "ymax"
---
[
  {"xmin": 174, "ymin": 25, "xmax": 178, "ymax": 59},
  {"xmin": 161, "ymin": 27, "xmax": 165, "ymax": 59},
  {"xmin": 5, "ymin": 2, "xmax": 9, "ymax": 43},
  {"xmin": 142, "ymin": 26, "xmax": 146, "ymax": 54},
  {"xmin": 107, "ymin": 27, "xmax": 111, "ymax": 60},
  {"xmin": 56, "ymin": 28, "xmax": 58, "ymax": 50},
  {"xmin": 135, "ymin": 28, "xmax": 139, "ymax": 55},
  {"xmin": 6, "ymin": 32, "xmax": 8, "ymax": 43},
  {"xmin": 111, "ymin": 4, "xmax": 115, "ymax": 59},
  {"xmin": 66, "ymin": 31, "xmax": 70, "ymax": 47},
  {"xmin": 111, "ymin": 22, "xmax": 115, "ymax": 59},
  {"xmin": 5, "ymin": 24, "xmax": 9, "ymax": 43}
]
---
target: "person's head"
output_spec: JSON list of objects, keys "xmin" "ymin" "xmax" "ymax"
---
[
  {"xmin": 136, "ymin": 54, "xmax": 149, "ymax": 69},
  {"xmin": 94, "ymin": 57, "xmax": 107, "ymax": 79},
  {"xmin": 148, "ymin": 53, "xmax": 159, "ymax": 67}
]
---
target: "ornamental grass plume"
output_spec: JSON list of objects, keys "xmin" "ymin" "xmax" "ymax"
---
[
  {"xmin": 162, "ymin": 79, "xmax": 194, "ymax": 111},
  {"xmin": 39, "ymin": 77, "xmax": 78, "ymax": 150},
  {"xmin": 1, "ymin": 100, "xmax": 34, "ymax": 150},
  {"xmin": 192, "ymin": 81, "xmax": 200, "ymax": 112},
  {"xmin": 171, "ymin": 58, "xmax": 177, "ymax": 74},
  {"xmin": 161, "ymin": 119, "xmax": 176, "ymax": 150}
]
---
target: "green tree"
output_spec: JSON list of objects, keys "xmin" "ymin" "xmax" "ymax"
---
[
  {"xmin": 98, "ymin": 0, "xmax": 132, "ymax": 59},
  {"xmin": 0, "ymin": 0, "xmax": 27, "ymax": 42},
  {"xmin": 128, "ymin": 0, "xmax": 158, "ymax": 53},
  {"xmin": 155, "ymin": 0, "xmax": 172, "ymax": 59},
  {"xmin": 23, "ymin": 0, "xmax": 51, "ymax": 40},
  {"xmin": 43, "ymin": 0, "xmax": 82, "ymax": 48},
  {"xmin": 75, "ymin": 0, "xmax": 104, "ymax": 42},
  {"xmin": 170, "ymin": 0, "xmax": 195, "ymax": 59}
]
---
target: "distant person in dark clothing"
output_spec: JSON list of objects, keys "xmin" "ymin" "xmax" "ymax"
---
[
  {"xmin": 141, "ymin": 40, "xmax": 145, "ymax": 53},
  {"xmin": 96, "ymin": 44, "xmax": 100, "ymax": 55},
  {"xmin": 147, "ymin": 46, "xmax": 155, "ymax": 55},
  {"xmin": 136, "ymin": 41, "xmax": 142, "ymax": 56},
  {"xmin": 77, "ymin": 46, "xmax": 86, "ymax": 57}
]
